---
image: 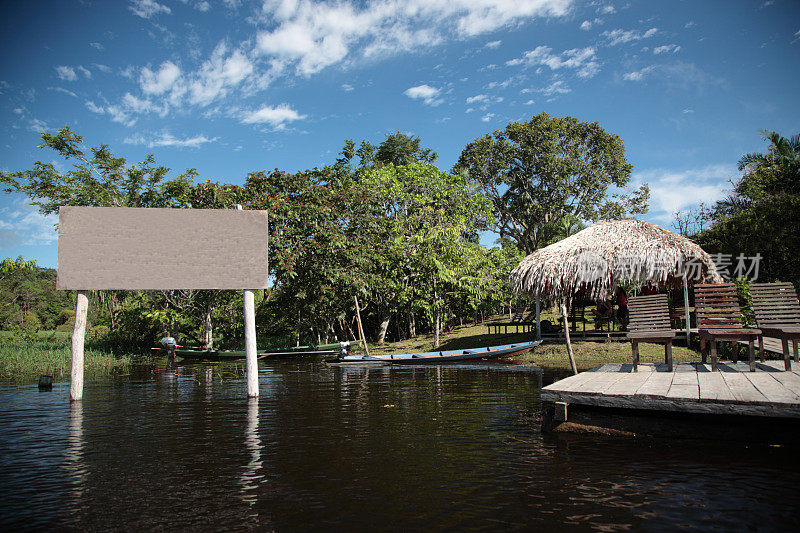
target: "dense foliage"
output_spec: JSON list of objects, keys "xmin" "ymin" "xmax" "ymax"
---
[
  {"xmin": 453, "ymin": 112, "xmax": 649, "ymax": 253},
  {"xmin": 694, "ymin": 130, "xmax": 800, "ymax": 289}
]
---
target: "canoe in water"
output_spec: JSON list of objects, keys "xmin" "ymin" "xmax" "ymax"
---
[
  {"xmin": 153, "ymin": 343, "xmax": 341, "ymax": 360},
  {"xmin": 327, "ymin": 340, "xmax": 542, "ymax": 365}
]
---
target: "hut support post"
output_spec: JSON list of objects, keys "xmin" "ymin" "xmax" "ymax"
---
[
  {"xmin": 70, "ymin": 290, "xmax": 89, "ymax": 401},
  {"xmin": 683, "ymin": 276, "xmax": 691, "ymax": 348},
  {"xmin": 244, "ymin": 289, "xmax": 259, "ymax": 398},
  {"xmin": 560, "ymin": 302, "xmax": 578, "ymax": 375},
  {"xmin": 535, "ymin": 294, "xmax": 541, "ymax": 340}
]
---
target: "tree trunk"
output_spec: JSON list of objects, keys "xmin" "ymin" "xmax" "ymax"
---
[
  {"xmin": 376, "ymin": 312, "xmax": 391, "ymax": 344},
  {"xmin": 434, "ymin": 308, "xmax": 441, "ymax": 348},
  {"xmin": 408, "ymin": 311, "xmax": 416, "ymax": 337},
  {"xmin": 203, "ymin": 305, "xmax": 214, "ymax": 349}
]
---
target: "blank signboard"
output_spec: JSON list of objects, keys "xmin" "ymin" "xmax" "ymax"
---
[{"xmin": 57, "ymin": 206, "xmax": 268, "ymax": 290}]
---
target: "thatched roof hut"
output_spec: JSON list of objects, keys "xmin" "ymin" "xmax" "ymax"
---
[{"xmin": 510, "ymin": 218, "xmax": 722, "ymax": 301}]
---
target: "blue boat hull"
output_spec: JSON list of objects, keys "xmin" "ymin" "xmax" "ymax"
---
[{"xmin": 328, "ymin": 340, "xmax": 542, "ymax": 365}]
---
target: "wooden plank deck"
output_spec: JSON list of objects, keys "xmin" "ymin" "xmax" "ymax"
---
[{"xmin": 542, "ymin": 361, "xmax": 800, "ymax": 418}]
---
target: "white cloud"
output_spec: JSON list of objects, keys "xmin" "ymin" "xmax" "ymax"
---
[
  {"xmin": 580, "ymin": 20, "xmax": 592, "ymax": 30},
  {"xmin": 485, "ymin": 40, "xmax": 502, "ymax": 48},
  {"xmin": 241, "ymin": 103, "xmax": 306, "ymax": 128},
  {"xmin": 0, "ymin": 199, "xmax": 58, "ymax": 246},
  {"xmin": 89, "ymin": 42, "xmax": 104, "ymax": 51},
  {"xmin": 603, "ymin": 27, "xmax": 658, "ymax": 46},
  {"xmin": 465, "ymin": 93, "xmax": 502, "ymax": 110},
  {"xmin": 195, "ymin": 1, "xmax": 211, "ymax": 12},
  {"xmin": 524, "ymin": 99, "xmax": 535, "ymax": 105},
  {"xmin": 123, "ymin": 131, "xmax": 218, "ymax": 148},
  {"xmin": 507, "ymin": 46, "xmax": 599, "ymax": 78},
  {"xmin": 189, "ymin": 43, "xmax": 254, "ymax": 106},
  {"xmin": 481, "ymin": 113, "xmax": 495, "ymax": 122},
  {"xmin": 255, "ymin": 0, "xmax": 571, "ymax": 76},
  {"xmin": 85, "ymin": 100, "xmax": 105, "ymax": 114},
  {"xmin": 537, "ymin": 79, "xmax": 570, "ymax": 95},
  {"xmin": 653, "ymin": 44, "xmax": 680, "ymax": 54},
  {"xmin": 341, "ymin": 83, "xmax": 354, "ymax": 92},
  {"xmin": 55, "ymin": 66, "xmax": 77, "ymax": 81},
  {"xmin": 27, "ymin": 118, "xmax": 49, "ymax": 133},
  {"xmin": 129, "ymin": 0, "xmax": 171, "ymax": 19},
  {"xmin": 122, "ymin": 93, "xmax": 169, "ymax": 116},
  {"xmin": 92, "ymin": 63, "xmax": 112, "ymax": 73},
  {"xmin": 55, "ymin": 65, "xmax": 92, "ymax": 81},
  {"xmin": 49, "ymin": 87, "xmax": 78, "ymax": 98},
  {"xmin": 404, "ymin": 84, "xmax": 442, "ymax": 106},
  {"xmin": 636, "ymin": 164, "xmax": 733, "ymax": 218},
  {"xmin": 598, "ymin": 5, "xmax": 615, "ymax": 14},
  {"xmin": 140, "ymin": 60, "xmax": 181, "ymax": 95},
  {"xmin": 622, "ymin": 65, "xmax": 656, "ymax": 81}
]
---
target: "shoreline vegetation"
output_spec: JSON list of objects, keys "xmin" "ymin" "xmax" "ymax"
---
[
  {"xmin": 0, "ymin": 340, "xmax": 133, "ymax": 382},
  {"xmin": 1, "ymin": 316, "xmax": 707, "ymax": 382}
]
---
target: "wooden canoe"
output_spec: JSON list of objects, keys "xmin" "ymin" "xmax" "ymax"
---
[
  {"xmin": 326, "ymin": 340, "xmax": 542, "ymax": 365},
  {"xmin": 153, "ymin": 342, "xmax": 341, "ymax": 360}
]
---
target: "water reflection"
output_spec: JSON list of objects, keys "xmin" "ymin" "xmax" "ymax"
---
[
  {"xmin": 65, "ymin": 402, "xmax": 86, "ymax": 514},
  {"xmin": 240, "ymin": 397, "xmax": 263, "ymax": 509},
  {"xmin": 0, "ymin": 362, "xmax": 799, "ymax": 531}
]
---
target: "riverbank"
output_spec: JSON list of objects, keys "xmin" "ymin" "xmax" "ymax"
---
[{"xmin": 356, "ymin": 320, "xmax": 700, "ymax": 372}]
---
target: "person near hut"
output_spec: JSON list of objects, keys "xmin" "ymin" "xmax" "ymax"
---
[
  {"xmin": 591, "ymin": 298, "xmax": 613, "ymax": 327},
  {"xmin": 614, "ymin": 287, "xmax": 629, "ymax": 330}
]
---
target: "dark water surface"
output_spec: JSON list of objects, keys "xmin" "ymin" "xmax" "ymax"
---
[{"xmin": 1, "ymin": 360, "xmax": 799, "ymax": 531}]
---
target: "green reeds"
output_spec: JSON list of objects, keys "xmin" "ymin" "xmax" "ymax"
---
[{"xmin": 0, "ymin": 339, "xmax": 132, "ymax": 382}]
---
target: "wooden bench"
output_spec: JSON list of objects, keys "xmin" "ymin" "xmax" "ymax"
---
[
  {"xmin": 627, "ymin": 294, "xmax": 675, "ymax": 372},
  {"xmin": 695, "ymin": 283, "xmax": 761, "ymax": 372},
  {"xmin": 487, "ymin": 309, "xmax": 533, "ymax": 334},
  {"xmin": 750, "ymin": 282, "xmax": 800, "ymax": 370}
]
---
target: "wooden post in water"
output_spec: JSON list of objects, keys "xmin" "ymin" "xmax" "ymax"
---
[
  {"xmin": 70, "ymin": 290, "xmax": 89, "ymax": 401},
  {"xmin": 354, "ymin": 296, "xmax": 369, "ymax": 356},
  {"xmin": 237, "ymin": 204, "xmax": 259, "ymax": 398},
  {"xmin": 560, "ymin": 301, "xmax": 578, "ymax": 375}
]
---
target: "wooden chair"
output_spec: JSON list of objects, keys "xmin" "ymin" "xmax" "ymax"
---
[
  {"xmin": 627, "ymin": 294, "xmax": 675, "ymax": 372},
  {"xmin": 750, "ymin": 282, "xmax": 800, "ymax": 370},
  {"xmin": 695, "ymin": 283, "xmax": 761, "ymax": 371}
]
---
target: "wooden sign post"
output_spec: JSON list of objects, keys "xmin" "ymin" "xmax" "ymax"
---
[{"xmin": 57, "ymin": 206, "xmax": 269, "ymax": 401}]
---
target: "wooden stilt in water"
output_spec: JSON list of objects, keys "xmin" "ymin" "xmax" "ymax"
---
[
  {"xmin": 243, "ymin": 289, "xmax": 259, "ymax": 397},
  {"xmin": 70, "ymin": 290, "xmax": 88, "ymax": 402},
  {"xmin": 561, "ymin": 302, "xmax": 578, "ymax": 375},
  {"xmin": 236, "ymin": 204, "xmax": 259, "ymax": 398}
]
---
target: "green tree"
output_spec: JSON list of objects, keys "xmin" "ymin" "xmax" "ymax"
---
[
  {"xmin": 0, "ymin": 127, "xmax": 196, "ymax": 214},
  {"xmin": 698, "ymin": 130, "xmax": 800, "ymax": 288},
  {"xmin": 453, "ymin": 112, "xmax": 649, "ymax": 253}
]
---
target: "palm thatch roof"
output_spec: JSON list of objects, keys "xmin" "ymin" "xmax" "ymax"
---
[{"xmin": 510, "ymin": 219, "xmax": 722, "ymax": 300}]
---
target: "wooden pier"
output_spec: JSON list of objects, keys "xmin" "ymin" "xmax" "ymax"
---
[{"xmin": 542, "ymin": 361, "xmax": 800, "ymax": 421}]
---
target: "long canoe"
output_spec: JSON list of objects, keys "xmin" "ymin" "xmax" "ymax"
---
[
  {"xmin": 327, "ymin": 340, "xmax": 542, "ymax": 365},
  {"xmin": 153, "ymin": 343, "xmax": 341, "ymax": 360}
]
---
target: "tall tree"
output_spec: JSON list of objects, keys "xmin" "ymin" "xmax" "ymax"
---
[
  {"xmin": 453, "ymin": 113, "xmax": 649, "ymax": 254},
  {"xmin": 698, "ymin": 129, "xmax": 800, "ymax": 288}
]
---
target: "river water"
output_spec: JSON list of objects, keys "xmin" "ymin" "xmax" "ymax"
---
[{"xmin": 1, "ymin": 359, "xmax": 799, "ymax": 531}]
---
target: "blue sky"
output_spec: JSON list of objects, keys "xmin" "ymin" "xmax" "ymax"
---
[{"xmin": 1, "ymin": 0, "xmax": 799, "ymax": 268}]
